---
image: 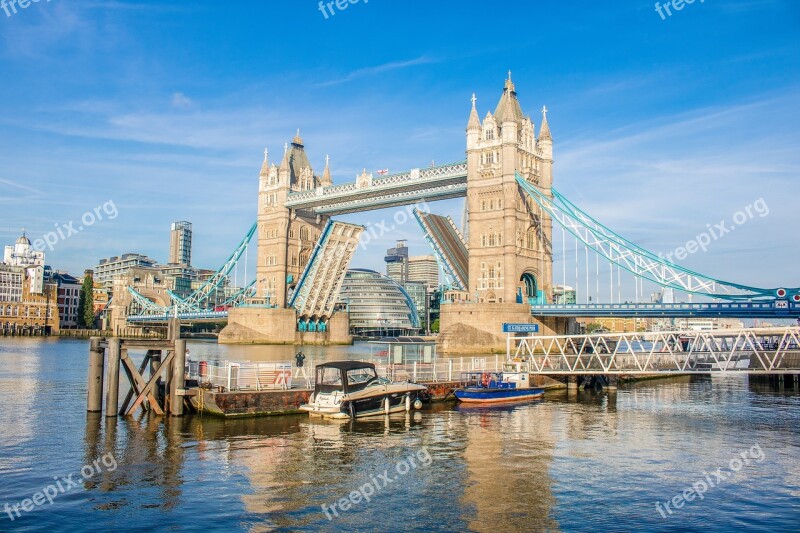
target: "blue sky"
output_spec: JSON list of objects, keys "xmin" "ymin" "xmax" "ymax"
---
[{"xmin": 0, "ymin": 0, "xmax": 798, "ymax": 299}]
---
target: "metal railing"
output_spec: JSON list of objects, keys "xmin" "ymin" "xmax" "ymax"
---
[
  {"xmin": 372, "ymin": 356, "xmax": 506, "ymax": 383},
  {"xmin": 187, "ymin": 360, "xmax": 295, "ymax": 391}
]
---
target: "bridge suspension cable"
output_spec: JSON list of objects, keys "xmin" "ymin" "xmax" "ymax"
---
[{"xmin": 516, "ymin": 173, "xmax": 797, "ymax": 301}]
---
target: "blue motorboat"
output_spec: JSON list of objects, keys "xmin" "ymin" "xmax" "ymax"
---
[{"xmin": 454, "ymin": 371, "xmax": 544, "ymax": 404}]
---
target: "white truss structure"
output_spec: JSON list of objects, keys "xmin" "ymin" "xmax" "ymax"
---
[
  {"xmin": 290, "ymin": 221, "xmax": 364, "ymax": 320},
  {"xmin": 285, "ymin": 161, "xmax": 468, "ymax": 215},
  {"xmin": 510, "ymin": 327, "xmax": 800, "ymax": 374}
]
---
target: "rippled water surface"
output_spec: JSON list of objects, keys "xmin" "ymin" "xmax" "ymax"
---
[{"xmin": 0, "ymin": 338, "xmax": 798, "ymax": 532}]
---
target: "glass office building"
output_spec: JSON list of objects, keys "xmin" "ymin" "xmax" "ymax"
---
[{"xmin": 338, "ymin": 269, "xmax": 420, "ymax": 337}]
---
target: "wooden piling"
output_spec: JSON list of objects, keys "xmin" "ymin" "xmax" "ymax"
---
[
  {"xmin": 170, "ymin": 339, "xmax": 186, "ymax": 416},
  {"xmin": 105, "ymin": 338, "xmax": 121, "ymax": 417},
  {"xmin": 87, "ymin": 337, "xmax": 105, "ymax": 412}
]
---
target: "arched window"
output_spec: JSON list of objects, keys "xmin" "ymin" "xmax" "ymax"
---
[{"xmin": 526, "ymin": 227, "xmax": 537, "ymax": 249}]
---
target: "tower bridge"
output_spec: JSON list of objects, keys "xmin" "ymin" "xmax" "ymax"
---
[{"xmin": 115, "ymin": 74, "xmax": 799, "ymax": 353}]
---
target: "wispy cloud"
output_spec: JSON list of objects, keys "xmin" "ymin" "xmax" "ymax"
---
[
  {"xmin": 319, "ymin": 56, "xmax": 436, "ymax": 87},
  {"xmin": 171, "ymin": 92, "xmax": 192, "ymax": 108},
  {"xmin": 0, "ymin": 177, "xmax": 44, "ymax": 203}
]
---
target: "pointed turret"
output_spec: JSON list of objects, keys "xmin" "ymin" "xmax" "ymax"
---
[
  {"xmin": 466, "ymin": 93, "xmax": 481, "ymax": 149},
  {"xmin": 494, "ymin": 70, "xmax": 523, "ymax": 125},
  {"xmin": 260, "ymin": 148, "xmax": 270, "ymax": 176},
  {"xmin": 320, "ymin": 154, "xmax": 332, "ymax": 187},
  {"xmin": 539, "ymin": 106, "xmax": 552, "ymax": 141},
  {"xmin": 467, "ymin": 93, "xmax": 481, "ymax": 131},
  {"xmin": 280, "ymin": 142, "xmax": 289, "ymax": 170}
]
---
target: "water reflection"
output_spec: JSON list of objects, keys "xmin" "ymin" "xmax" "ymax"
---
[{"xmin": 2, "ymin": 338, "xmax": 798, "ymax": 532}]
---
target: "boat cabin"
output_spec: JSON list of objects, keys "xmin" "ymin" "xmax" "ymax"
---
[
  {"xmin": 460, "ymin": 371, "xmax": 533, "ymax": 390},
  {"xmin": 314, "ymin": 361, "xmax": 380, "ymax": 395},
  {"xmin": 369, "ymin": 336, "xmax": 436, "ymax": 365}
]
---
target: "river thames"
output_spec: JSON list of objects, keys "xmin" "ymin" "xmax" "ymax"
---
[{"xmin": 0, "ymin": 337, "xmax": 798, "ymax": 532}]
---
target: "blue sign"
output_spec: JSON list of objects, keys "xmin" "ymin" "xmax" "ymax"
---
[{"xmin": 502, "ymin": 323, "xmax": 539, "ymax": 333}]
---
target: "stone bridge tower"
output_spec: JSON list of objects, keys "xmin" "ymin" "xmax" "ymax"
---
[
  {"xmin": 256, "ymin": 131, "xmax": 331, "ymax": 308},
  {"xmin": 465, "ymin": 74, "xmax": 554, "ymax": 305}
]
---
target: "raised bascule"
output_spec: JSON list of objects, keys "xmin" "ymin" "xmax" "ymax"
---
[{"xmin": 116, "ymin": 74, "xmax": 800, "ymax": 353}]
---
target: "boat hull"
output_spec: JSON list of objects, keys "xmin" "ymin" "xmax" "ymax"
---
[
  {"xmin": 454, "ymin": 387, "xmax": 544, "ymax": 404},
  {"xmin": 300, "ymin": 384, "xmax": 428, "ymax": 419}
]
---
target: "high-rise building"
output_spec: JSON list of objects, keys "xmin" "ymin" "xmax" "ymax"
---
[
  {"xmin": 407, "ymin": 255, "xmax": 438, "ymax": 290},
  {"xmin": 169, "ymin": 221, "xmax": 192, "ymax": 266},
  {"xmin": 385, "ymin": 240, "xmax": 409, "ymax": 285}
]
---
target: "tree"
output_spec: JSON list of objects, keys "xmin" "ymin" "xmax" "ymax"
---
[
  {"xmin": 586, "ymin": 322, "xmax": 603, "ymax": 334},
  {"xmin": 430, "ymin": 318, "xmax": 440, "ymax": 333},
  {"xmin": 77, "ymin": 273, "xmax": 95, "ymax": 329}
]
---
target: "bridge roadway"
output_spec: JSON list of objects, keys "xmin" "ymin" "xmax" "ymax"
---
[
  {"xmin": 530, "ymin": 301, "xmax": 800, "ymax": 319},
  {"xmin": 127, "ymin": 300, "xmax": 800, "ymax": 324}
]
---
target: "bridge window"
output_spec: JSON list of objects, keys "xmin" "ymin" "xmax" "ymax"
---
[
  {"xmin": 526, "ymin": 228, "xmax": 537, "ymax": 249},
  {"xmin": 300, "ymin": 226, "xmax": 309, "ymax": 241}
]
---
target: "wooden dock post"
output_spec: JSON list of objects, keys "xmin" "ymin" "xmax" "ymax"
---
[
  {"xmin": 87, "ymin": 337, "xmax": 105, "ymax": 412},
  {"xmin": 170, "ymin": 339, "xmax": 187, "ymax": 416},
  {"xmin": 105, "ymin": 338, "xmax": 121, "ymax": 417}
]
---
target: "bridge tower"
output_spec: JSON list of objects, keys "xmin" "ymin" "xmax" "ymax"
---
[
  {"xmin": 465, "ymin": 73, "xmax": 554, "ymax": 305},
  {"xmin": 256, "ymin": 131, "xmax": 330, "ymax": 307}
]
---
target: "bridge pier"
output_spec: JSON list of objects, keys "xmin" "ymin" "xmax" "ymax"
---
[{"xmin": 566, "ymin": 375, "xmax": 578, "ymax": 391}]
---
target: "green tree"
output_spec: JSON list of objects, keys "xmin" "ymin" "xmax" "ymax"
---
[
  {"xmin": 586, "ymin": 322, "xmax": 603, "ymax": 334},
  {"xmin": 430, "ymin": 318, "xmax": 440, "ymax": 333},
  {"xmin": 77, "ymin": 273, "xmax": 95, "ymax": 328}
]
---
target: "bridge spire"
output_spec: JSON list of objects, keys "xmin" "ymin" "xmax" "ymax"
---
[
  {"xmin": 260, "ymin": 147, "xmax": 270, "ymax": 175},
  {"xmin": 539, "ymin": 105, "xmax": 552, "ymax": 141},
  {"xmin": 280, "ymin": 142, "xmax": 290, "ymax": 171},
  {"xmin": 467, "ymin": 92, "xmax": 481, "ymax": 131},
  {"xmin": 320, "ymin": 154, "xmax": 332, "ymax": 187}
]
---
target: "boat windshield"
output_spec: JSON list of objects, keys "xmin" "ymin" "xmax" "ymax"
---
[
  {"xmin": 315, "ymin": 366, "xmax": 343, "ymax": 394},
  {"xmin": 346, "ymin": 367, "xmax": 379, "ymax": 392}
]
